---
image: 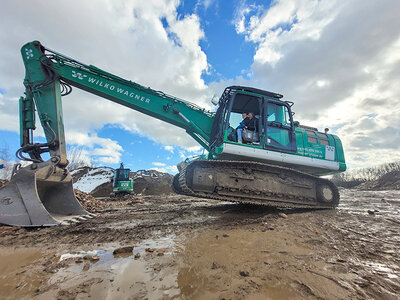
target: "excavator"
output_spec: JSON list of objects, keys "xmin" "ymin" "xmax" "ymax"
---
[
  {"xmin": 110, "ymin": 163, "xmax": 134, "ymax": 197},
  {"xmin": 0, "ymin": 41, "xmax": 346, "ymax": 227}
]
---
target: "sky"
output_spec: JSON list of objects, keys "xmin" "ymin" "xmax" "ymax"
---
[{"xmin": 0, "ymin": 0, "xmax": 399, "ymax": 173}]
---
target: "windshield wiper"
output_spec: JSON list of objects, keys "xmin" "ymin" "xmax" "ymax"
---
[{"xmin": 267, "ymin": 121, "xmax": 283, "ymax": 128}]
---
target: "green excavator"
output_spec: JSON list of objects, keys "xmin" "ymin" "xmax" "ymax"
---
[
  {"xmin": 0, "ymin": 41, "xmax": 346, "ymax": 227},
  {"xmin": 111, "ymin": 163, "xmax": 134, "ymax": 197}
]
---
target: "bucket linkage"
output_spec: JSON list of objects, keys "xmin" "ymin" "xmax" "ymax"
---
[{"xmin": 0, "ymin": 160, "xmax": 93, "ymax": 227}]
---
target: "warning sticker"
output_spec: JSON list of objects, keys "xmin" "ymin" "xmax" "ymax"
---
[{"xmin": 325, "ymin": 145, "xmax": 335, "ymax": 160}]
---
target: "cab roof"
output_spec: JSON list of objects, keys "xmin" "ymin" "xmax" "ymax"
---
[{"xmin": 226, "ymin": 86, "xmax": 283, "ymax": 99}]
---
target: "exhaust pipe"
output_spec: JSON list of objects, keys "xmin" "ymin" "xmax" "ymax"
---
[{"xmin": 0, "ymin": 161, "xmax": 91, "ymax": 227}]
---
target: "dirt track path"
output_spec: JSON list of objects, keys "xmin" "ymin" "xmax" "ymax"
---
[{"xmin": 0, "ymin": 190, "xmax": 399, "ymax": 299}]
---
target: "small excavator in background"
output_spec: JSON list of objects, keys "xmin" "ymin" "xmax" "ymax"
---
[
  {"xmin": 0, "ymin": 41, "xmax": 346, "ymax": 227},
  {"xmin": 110, "ymin": 163, "xmax": 133, "ymax": 197}
]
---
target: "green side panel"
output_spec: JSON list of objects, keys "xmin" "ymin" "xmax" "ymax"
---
[
  {"xmin": 295, "ymin": 127, "xmax": 346, "ymax": 168},
  {"xmin": 300, "ymin": 130, "xmax": 323, "ymax": 159}
]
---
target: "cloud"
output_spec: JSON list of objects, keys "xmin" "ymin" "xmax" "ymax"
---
[
  {"xmin": 233, "ymin": 1, "xmax": 264, "ymax": 35},
  {"xmin": 195, "ymin": 0, "xmax": 216, "ymax": 13},
  {"xmin": 0, "ymin": 0, "xmax": 212, "ymax": 162},
  {"xmin": 66, "ymin": 132, "xmax": 123, "ymax": 164},
  {"xmin": 164, "ymin": 145, "xmax": 174, "ymax": 153},
  {"xmin": 152, "ymin": 162, "xmax": 167, "ymax": 167},
  {"xmin": 232, "ymin": 0, "xmax": 400, "ymax": 167},
  {"xmin": 150, "ymin": 164, "xmax": 178, "ymax": 174}
]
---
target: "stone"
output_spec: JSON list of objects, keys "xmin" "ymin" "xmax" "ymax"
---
[
  {"xmin": 113, "ymin": 246, "xmax": 134, "ymax": 255},
  {"xmin": 239, "ymin": 271, "xmax": 250, "ymax": 277}
]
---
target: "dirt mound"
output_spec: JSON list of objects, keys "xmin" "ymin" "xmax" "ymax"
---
[
  {"xmin": 91, "ymin": 182, "xmax": 113, "ymax": 197},
  {"xmin": 74, "ymin": 189, "xmax": 110, "ymax": 212},
  {"xmin": 132, "ymin": 170, "xmax": 174, "ymax": 195},
  {"xmin": 70, "ymin": 167, "xmax": 174, "ymax": 197},
  {"xmin": 359, "ymin": 170, "xmax": 400, "ymax": 190},
  {"xmin": 91, "ymin": 169, "xmax": 175, "ymax": 197}
]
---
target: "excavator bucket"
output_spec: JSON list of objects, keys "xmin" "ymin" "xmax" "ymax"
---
[{"xmin": 0, "ymin": 162, "xmax": 92, "ymax": 227}]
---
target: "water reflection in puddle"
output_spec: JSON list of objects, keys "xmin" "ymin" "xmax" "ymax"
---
[{"xmin": 42, "ymin": 235, "xmax": 180, "ymax": 299}]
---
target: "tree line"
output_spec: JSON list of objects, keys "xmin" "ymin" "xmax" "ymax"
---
[{"xmin": 331, "ymin": 161, "xmax": 400, "ymax": 188}]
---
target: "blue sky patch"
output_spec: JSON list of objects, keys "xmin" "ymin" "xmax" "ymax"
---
[{"xmin": 177, "ymin": 0, "xmax": 257, "ymax": 83}]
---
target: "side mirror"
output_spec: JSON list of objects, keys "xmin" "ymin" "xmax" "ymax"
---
[
  {"xmin": 211, "ymin": 95, "xmax": 219, "ymax": 106},
  {"xmin": 293, "ymin": 121, "xmax": 300, "ymax": 127}
]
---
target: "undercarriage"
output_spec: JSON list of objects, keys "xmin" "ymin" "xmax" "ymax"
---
[{"xmin": 173, "ymin": 160, "xmax": 339, "ymax": 209}]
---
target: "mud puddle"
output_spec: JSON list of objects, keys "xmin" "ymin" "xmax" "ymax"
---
[
  {"xmin": 339, "ymin": 189, "xmax": 400, "ymax": 219},
  {"xmin": 0, "ymin": 247, "xmax": 48, "ymax": 299},
  {"xmin": 49, "ymin": 236, "xmax": 182, "ymax": 299},
  {"xmin": 0, "ymin": 236, "xmax": 181, "ymax": 300}
]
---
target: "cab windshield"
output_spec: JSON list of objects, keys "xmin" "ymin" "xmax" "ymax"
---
[{"xmin": 116, "ymin": 169, "xmax": 130, "ymax": 181}]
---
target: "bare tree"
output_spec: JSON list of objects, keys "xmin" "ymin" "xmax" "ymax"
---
[
  {"xmin": 66, "ymin": 145, "xmax": 92, "ymax": 171},
  {"xmin": 331, "ymin": 161, "xmax": 400, "ymax": 187},
  {"xmin": 0, "ymin": 145, "xmax": 13, "ymax": 180}
]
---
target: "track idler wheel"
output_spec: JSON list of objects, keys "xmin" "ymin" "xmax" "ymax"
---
[{"xmin": 316, "ymin": 181, "xmax": 339, "ymax": 207}]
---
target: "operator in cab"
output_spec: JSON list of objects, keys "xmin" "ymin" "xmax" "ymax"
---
[
  {"xmin": 236, "ymin": 112, "xmax": 249, "ymax": 143},
  {"xmin": 246, "ymin": 112, "xmax": 257, "ymax": 132}
]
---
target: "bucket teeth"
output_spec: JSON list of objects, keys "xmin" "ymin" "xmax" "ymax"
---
[
  {"xmin": 68, "ymin": 218, "xmax": 80, "ymax": 223},
  {"xmin": 0, "ymin": 162, "xmax": 90, "ymax": 227}
]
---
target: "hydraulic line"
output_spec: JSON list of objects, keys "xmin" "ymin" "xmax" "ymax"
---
[{"xmin": 16, "ymin": 121, "xmax": 58, "ymax": 163}]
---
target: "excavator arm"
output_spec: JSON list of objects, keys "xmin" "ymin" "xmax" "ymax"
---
[
  {"xmin": 0, "ymin": 41, "xmax": 215, "ymax": 227},
  {"xmin": 20, "ymin": 41, "xmax": 214, "ymax": 165}
]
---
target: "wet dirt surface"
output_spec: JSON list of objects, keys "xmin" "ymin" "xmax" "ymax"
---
[{"xmin": 0, "ymin": 190, "xmax": 399, "ymax": 299}]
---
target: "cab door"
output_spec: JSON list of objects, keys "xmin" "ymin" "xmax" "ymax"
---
[{"xmin": 263, "ymin": 99, "xmax": 297, "ymax": 152}]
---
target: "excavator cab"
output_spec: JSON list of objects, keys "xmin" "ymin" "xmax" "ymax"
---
[{"xmin": 211, "ymin": 86, "xmax": 297, "ymax": 153}]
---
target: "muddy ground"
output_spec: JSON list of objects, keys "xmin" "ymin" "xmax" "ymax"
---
[{"xmin": 0, "ymin": 189, "xmax": 399, "ymax": 299}]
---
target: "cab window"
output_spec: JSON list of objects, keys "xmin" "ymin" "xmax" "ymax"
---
[{"xmin": 266, "ymin": 102, "xmax": 293, "ymax": 148}]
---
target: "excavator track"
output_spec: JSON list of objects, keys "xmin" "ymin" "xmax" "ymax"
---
[{"xmin": 173, "ymin": 160, "xmax": 339, "ymax": 209}]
